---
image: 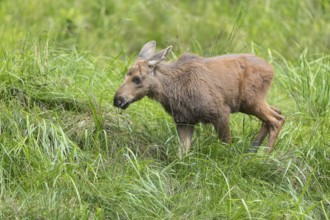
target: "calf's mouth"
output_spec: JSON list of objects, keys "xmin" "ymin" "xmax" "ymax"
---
[{"xmin": 113, "ymin": 96, "xmax": 132, "ymax": 109}]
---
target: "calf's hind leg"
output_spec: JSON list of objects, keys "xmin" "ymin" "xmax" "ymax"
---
[
  {"xmin": 251, "ymin": 106, "xmax": 283, "ymax": 148},
  {"xmin": 251, "ymin": 122, "xmax": 268, "ymax": 150},
  {"xmin": 249, "ymin": 103, "xmax": 285, "ymax": 152}
]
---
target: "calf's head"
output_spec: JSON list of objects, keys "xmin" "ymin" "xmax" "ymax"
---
[{"xmin": 113, "ymin": 41, "xmax": 172, "ymax": 109}]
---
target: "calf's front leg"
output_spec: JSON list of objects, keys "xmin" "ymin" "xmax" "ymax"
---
[
  {"xmin": 176, "ymin": 124, "xmax": 194, "ymax": 159},
  {"xmin": 212, "ymin": 109, "xmax": 231, "ymax": 144}
]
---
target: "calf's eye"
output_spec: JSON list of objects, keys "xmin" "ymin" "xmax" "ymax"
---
[{"xmin": 133, "ymin": 77, "xmax": 142, "ymax": 84}]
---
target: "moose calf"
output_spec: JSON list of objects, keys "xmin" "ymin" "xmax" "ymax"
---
[{"xmin": 114, "ymin": 41, "xmax": 285, "ymax": 159}]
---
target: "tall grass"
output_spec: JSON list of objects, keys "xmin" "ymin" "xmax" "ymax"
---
[
  {"xmin": 1, "ymin": 0, "xmax": 329, "ymax": 58},
  {"xmin": 0, "ymin": 0, "xmax": 329, "ymax": 219},
  {"xmin": 279, "ymin": 51, "xmax": 330, "ymax": 117}
]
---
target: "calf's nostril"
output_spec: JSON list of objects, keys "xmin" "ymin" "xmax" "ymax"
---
[{"xmin": 113, "ymin": 97, "xmax": 122, "ymax": 107}]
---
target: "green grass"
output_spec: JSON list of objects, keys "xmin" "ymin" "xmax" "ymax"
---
[{"xmin": 0, "ymin": 0, "xmax": 329, "ymax": 219}]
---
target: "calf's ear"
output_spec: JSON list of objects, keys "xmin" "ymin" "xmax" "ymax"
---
[
  {"xmin": 148, "ymin": 46, "xmax": 172, "ymax": 66},
  {"xmin": 138, "ymin": 41, "xmax": 156, "ymax": 60}
]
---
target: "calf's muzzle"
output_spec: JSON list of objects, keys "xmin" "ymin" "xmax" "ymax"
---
[{"xmin": 113, "ymin": 96, "xmax": 131, "ymax": 109}]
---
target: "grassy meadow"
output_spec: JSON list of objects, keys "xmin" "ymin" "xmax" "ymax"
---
[{"xmin": 0, "ymin": 0, "xmax": 329, "ymax": 219}]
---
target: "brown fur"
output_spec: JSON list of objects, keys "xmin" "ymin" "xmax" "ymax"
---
[{"xmin": 114, "ymin": 41, "xmax": 285, "ymax": 159}]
